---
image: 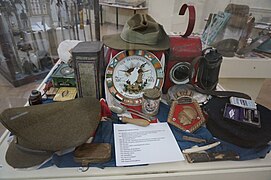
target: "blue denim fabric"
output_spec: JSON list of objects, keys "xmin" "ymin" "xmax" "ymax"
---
[{"xmin": 40, "ymin": 102, "xmax": 271, "ymax": 169}]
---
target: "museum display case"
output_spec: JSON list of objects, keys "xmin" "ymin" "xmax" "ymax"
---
[
  {"xmin": 0, "ymin": 0, "xmax": 56, "ymax": 86},
  {"xmin": 0, "ymin": 0, "xmax": 271, "ymax": 179}
]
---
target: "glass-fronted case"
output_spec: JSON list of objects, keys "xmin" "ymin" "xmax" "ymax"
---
[
  {"xmin": 0, "ymin": 0, "xmax": 270, "ymax": 88},
  {"xmin": 0, "ymin": 0, "xmax": 55, "ymax": 87}
]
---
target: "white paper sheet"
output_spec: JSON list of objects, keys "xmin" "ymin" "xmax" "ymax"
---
[{"xmin": 114, "ymin": 122, "xmax": 184, "ymax": 166}]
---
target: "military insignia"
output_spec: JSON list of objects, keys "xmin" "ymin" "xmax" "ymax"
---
[{"xmin": 167, "ymin": 100, "xmax": 206, "ymax": 133}]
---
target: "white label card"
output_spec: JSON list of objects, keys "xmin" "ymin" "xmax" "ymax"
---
[{"xmin": 114, "ymin": 122, "xmax": 184, "ymax": 166}]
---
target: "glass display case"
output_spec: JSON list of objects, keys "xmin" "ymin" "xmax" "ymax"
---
[
  {"xmin": 0, "ymin": 0, "xmax": 55, "ymax": 87},
  {"xmin": 0, "ymin": 0, "xmax": 100, "ymax": 87},
  {"xmin": 0, "ymin": 0, "xmax": 271, "ymax": 179}
]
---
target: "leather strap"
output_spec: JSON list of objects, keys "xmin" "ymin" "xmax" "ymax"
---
[
  {"xmin": 14, "ymin": 136, "xmax": 53, "ymax": 154},
  {"xmin": 189, "ymin": 55, "xmax": 252, "ymax": 100},
  {"xmin": 179, "ymin": 4, "xmax": 196, "ymax": 37},
  {"xmin": 192, "ymin": 82, "xmax": 251, "ymax": 100}
]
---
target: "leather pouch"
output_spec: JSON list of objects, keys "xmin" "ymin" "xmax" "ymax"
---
[{"xmin": 74, "ymin": 143, "xmax": 111, "ymax": 166}]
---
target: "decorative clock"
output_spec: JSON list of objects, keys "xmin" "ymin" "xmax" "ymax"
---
[{"xmin": 105, "ymin": 50, "xmax": 164, "ymax": 106}]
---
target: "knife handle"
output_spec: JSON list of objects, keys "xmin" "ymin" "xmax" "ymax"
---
[
  {"xmin": 182, "ymin": 141, "xmax": 221, "ymax": 154},
  {"xmin": 120, "ymin": 117, "xmax": 150, "ymax": 127}
]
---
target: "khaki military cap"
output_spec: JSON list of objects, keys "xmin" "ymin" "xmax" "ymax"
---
[
  {"xmin": 103, "ymin": 13, "xmax": 170, "ymax": 51},
  {"xmin": 0, "ymin": 97, "xmax": 101, "ymax": 168}
]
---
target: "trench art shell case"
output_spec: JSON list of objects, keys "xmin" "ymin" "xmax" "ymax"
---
[{"xmin": 105, "ymin": 50, "xmax": 164, "ymax": 106}]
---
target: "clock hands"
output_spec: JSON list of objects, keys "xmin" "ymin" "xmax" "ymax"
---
[
  {"xmin": 123, "ymin": 63, "xmax": 150, "ymax": 93},
  {"xmin": 120, "ymin": 63, "xmax": 150, "ymax": 76},
  {"xmin": 119, "ymin": 67, "xmax": 135, "ymax": 76}
]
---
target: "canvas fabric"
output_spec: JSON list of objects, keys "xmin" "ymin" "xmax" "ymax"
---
[
  {"xmin": 102, "ymin": 14, "xmax": 170, "ymax": 51},
  {"xmin": 39, "ymin": 102, "xmax": 271, "ymax": 169},
  {"xmin": 0, "ymin": 97, "xmax": 101, "ymax": 168},
  {"xmin": 204, "ymin": 97, "xmax": 271, "ymax": 148}
]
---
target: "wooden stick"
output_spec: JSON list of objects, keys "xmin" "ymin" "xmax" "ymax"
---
[{"xmin": 120, "ymin": 117, "xmax": 150, "ymax": 127}]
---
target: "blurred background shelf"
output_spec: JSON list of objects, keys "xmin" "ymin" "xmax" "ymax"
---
[{"xmin": 219, "ymin": 57, "xmax": 271, "ymax": 100}]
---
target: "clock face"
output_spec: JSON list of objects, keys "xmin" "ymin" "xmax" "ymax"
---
[{"xmin": 105, "ymin": 50, "xmax": 164, "ymax": 106}]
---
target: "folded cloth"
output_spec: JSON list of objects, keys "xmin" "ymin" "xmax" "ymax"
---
[{"xmin": 100, "ymin": 98, "xmax": 112, "ymax": 118}]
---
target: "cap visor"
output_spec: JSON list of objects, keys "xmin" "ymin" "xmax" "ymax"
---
[{"xmin": 5, "ymin": 140, "xmax": 53, "ymax": 169}]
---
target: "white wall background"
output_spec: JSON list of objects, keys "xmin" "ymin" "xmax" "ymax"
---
[{"xmin": 102, "ymin": 0, "xmax": 271, "ymax": 34}]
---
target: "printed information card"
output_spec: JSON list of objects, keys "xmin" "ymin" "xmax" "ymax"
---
[{"xmin": 114, "ymin": 122, "xmax": 184, "ymax": 166}]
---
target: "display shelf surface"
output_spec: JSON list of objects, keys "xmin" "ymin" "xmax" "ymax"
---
[
  {"xmin": 220, "ymin": 57, "xmax": 271, "ymax": 78},
  {"xmin": 219, "ymin": 56, "xmax": 271, "ymax": 100},
  {"xmin": 0, "ymin": 60, "xmax": 271, "ymax": 180},
  {"xmin": 0, "ymin": 129, "xmax": 271, "ymax": 180}
]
